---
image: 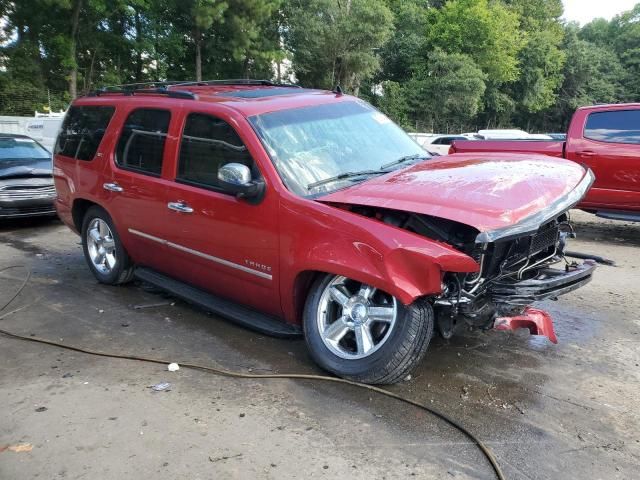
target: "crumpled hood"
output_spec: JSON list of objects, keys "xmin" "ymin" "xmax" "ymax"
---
[
  {"xmin": 317, "ymin": 153, "xmax": 592, "ymax": 240},
  {"xmin": 0, "ymin": 158, "xmax": 52, "ymax": 179}
]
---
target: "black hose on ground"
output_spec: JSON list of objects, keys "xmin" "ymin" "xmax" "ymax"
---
[
  {"xmin": 0, "ymin": 266, "xmax": 506, "ymax": 480},
  {"xmin": 564, "ymin": 250, "xmax": 615, "ymax": 266}
]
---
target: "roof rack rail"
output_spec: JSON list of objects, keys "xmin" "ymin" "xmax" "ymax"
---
[
  {"xmin": 87, "ymin": 85, "xmax": 197, "ymax": 100},
  {"xmin": 86, "ymin": 79, "xmax": 301, "ymax": 98},
  {"xmin": 163, "ymin": 79, "xmax": 301, "ymax": 89}
]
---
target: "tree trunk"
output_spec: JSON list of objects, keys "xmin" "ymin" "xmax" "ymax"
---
[
  {"xmin": 195, "ymin": 27, "xmax": 202, "ymax": 81},
  {"xmin": 69, "ymin": 0, "xmax": 83, "ymax": 99},
  {"xmin": 134, "ymin": 10, "xmax": 143, "ymax": 82},
  {"xmin": 86, "ymin": 48, "xmax": 97, "ymax": 92}
]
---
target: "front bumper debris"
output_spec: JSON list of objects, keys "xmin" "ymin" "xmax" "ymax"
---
[
  {"xmin": 494, "ymin": 307, "xmax": 558, "ymax": 343},
  {"xmin": 489, "ymin": 260, "xmax": 596, "ymax": 306}
]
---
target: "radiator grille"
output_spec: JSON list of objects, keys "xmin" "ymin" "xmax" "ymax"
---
[{"xmin": 530, "ymin": 226, "xmax": 559, "ymax": 254}]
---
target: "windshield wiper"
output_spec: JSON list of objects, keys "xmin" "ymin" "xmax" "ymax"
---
[
  {"xmin": 307, "ymin": 170, "xmax": 384, "ymax": 190},
  {"xmin": 380, "ymin": 153, "xmax": 428, "ymax": 170}
]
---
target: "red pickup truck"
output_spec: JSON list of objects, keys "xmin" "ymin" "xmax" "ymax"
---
[{"xmin": 449, "ymin": 104, "xmax": 640, "ymax": 222}]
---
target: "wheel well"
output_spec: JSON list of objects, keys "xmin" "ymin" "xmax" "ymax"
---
[
  {"xmin": 292, "ymin": 270, "xmax": 325, "ymax": 322},
  {"xmin": 71, "ymin": 199, "xmax": 98, "ymax": 232}
]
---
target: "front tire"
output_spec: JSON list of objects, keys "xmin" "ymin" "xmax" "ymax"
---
[
  {"xmin": 303, "ymin": 274, "xmax": 434, "ymax": 384},
  {"xmin": 81, "ymin": 206, "xmax": 134, "ymax": 285}
]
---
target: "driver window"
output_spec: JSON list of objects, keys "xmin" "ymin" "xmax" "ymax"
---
[{"xmin": 177, "ymin": 113, "xmax": 254, "ymax": 191}]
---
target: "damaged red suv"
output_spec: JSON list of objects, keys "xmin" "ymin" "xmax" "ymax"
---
[{"xmin": 53, "ymin": 80, "xmax": 595, "ymax": 384}]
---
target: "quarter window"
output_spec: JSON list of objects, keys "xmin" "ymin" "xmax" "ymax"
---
[
  {"xmin": 55, "ymin": 106, "xmax": 115, "ymax": 160},
  {"xmin": 116, "ymin": 109, "xmax": 170, "ymax": 175},
  {"xmin": 584, "ymin": 110, "xmax": 640, "ymax": 144},
  {"xmin": 177, "ymin": 113, "xmax": 254, "ymax": 191}
]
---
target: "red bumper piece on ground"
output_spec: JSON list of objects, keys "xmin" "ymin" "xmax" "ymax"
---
[{"xmin": 493, "ymin": 307, "xmax": 558, "ymax": 344}]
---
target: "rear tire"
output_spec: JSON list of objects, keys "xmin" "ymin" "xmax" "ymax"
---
[
  {"xmin": 81, "ymin": 206, "xmax": 134, "ymax": 285},
  {"xmin": 303, "ymin": 274, "xmax": 433, "ymax": 384}
]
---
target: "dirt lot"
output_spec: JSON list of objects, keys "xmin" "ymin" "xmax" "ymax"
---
[{"xmin": 0, "ymin": 210, "xmax": 639, "ymax": 480}]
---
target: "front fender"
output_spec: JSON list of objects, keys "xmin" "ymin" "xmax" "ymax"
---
[{"xmin": 279, "ymin": 197, "xmax": 478, "ymax": 323}]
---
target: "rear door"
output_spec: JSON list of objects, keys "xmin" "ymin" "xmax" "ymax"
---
[
  {"xmin": 158, "ymin": 108, "xmax": 281, "ymax": 317},
  {"xmin": 105, "ymin": 107, "xmax": 175, "ymax": 267},
  {"xmin": 567, "ymin": 109, "xmax": 640, "ymax": 211}
]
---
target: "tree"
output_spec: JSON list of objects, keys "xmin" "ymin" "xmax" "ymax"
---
[
  {"xmin": 425, "ymin": 0, "xmax": 523, "ymax": 84},
  {"xmin": 172, "ymin": 0, "xmax": 228, "ymax": 81},
  {"xmin": 407, "ymin": 50, "xmax": 486, "ymax": 132},
  {"xmin": 284, "ymin": 0, "xmax": 394, "ymax": 93},
  {"xmin": 609, "ymin": 5, "xmax": 640, "ymax": 101},
  {"xmin": 376, "ymin": 0, "xmax": 429, "ymax": 84},
  {"xmin": 544, "ymin": 24, "xmax": 625, "ymax": 130},
  {"xmin": 505, "ymin": 0, "xmax": 565, "ymax": 127}
]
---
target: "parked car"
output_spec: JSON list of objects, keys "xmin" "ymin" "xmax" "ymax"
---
[
  {"xmin": 475, "ymin": 129, "xmax": 553, "ymax": 140},
  {"xmin": 53, "ymin": 80, "xmax": 595, "ymax": 384},
  {"xmin": 0, "ymin": 134, "xmax": 56, "ymax": 218},
  {"xmin": 420, "ymin": 135, "xmax": 470, "ymax": 155},
  {"xmin": 546, "ymin": 133, "xmax": 567, "ymax": 141},
  {"xmin": 449, "ymin": 103, "xmax": 640, "ymax": 222}
]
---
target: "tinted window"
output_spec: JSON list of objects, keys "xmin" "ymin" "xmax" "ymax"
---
[
  {"xmin": 177, "ymin": 113, "xmax": 253, "ymax": 190},
  {"xmin": 55, "ymin": 106, "xmax": 114, "ymax": 160},
  {"xmin": 432, "ymin": 136, "xmax": 465, "ymax": 145},
  {"xmin": 0, "ymin": 137, "xmax": 50, "ymax": 161},
  {"xmin": 116, "ymin": 109, "xmax": 170, "ymax": 175},
  {"xmin": 584, "ymin": 110, "xmax": 640, "ymax": 144}
]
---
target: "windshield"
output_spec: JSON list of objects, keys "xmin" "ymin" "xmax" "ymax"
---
[
  {"xmin": 0, "ymin": 137, "xmax": 50, "ymax": 161},
  {"xmin": 249, "ymin": 100, "xmax": 429, "ymax": 196}
]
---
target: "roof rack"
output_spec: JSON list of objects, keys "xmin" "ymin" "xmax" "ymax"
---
[
  {"xmin": 164, "ymin": 79, "xmax": 301, "ymax": 90},
  {"xmin": 87, "ymin": 85, "xmax": 197, "ymax": 100},
  {"xmin": 87, "ymin": 79, "xmax": 301, "ymax": 99}
]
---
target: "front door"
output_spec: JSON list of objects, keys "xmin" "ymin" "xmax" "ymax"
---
[
  {"xmin": 159, "ymin": 110, "xmax": 281, "ymax": 317},
  {"xmin": 568, "ymin": 109, "xmax": 640, "ymax": 212}
]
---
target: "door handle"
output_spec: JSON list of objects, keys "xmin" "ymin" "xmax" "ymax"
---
[
  {"xmin": 167, "ymin": 201, "xmax": 194, "ymax": 213},
  {"xmin": 577, "ymin": 150, "xmax": 596, "ymax": 158},
  {"xmin": 103, "ymin": 182, "xmax": 124, "ymax": 192}
]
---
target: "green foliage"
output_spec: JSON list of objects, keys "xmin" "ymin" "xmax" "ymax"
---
[
  {"xmin": 0, "ymin": 0, "xmax": 638, "ymax": 132},
  {"xmin": 407, "ymin": 50, "xmax": 487, "ymax": 132},
  {"xmin": 544, "ymin": 24, "xmax": 625, "ymax": 130},
  {"xmin": 283, "ymin": 0, "xmax": 394, "ymax": 92},
  {"xmin": 425, "ymin": 0, "xmax": 524, "ymax": 83}
]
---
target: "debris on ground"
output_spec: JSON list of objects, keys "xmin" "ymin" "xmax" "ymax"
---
[
  {"xmin": 132, "ymin": 301, "xmax": 172, "ymax": 310},
  {"xmin": 460, "ymin": 386, "xmax": 470, "ymax": 401},
  {"xmin": 150, "ymin": 382, "xmax": 171, "ymax": 392},
  {"xmin": 35, "ymin": 406, "xmax": 47, "ymax": 412},
  {"xmin": 1, "ymin": 443, "xmax": 33, "ymax": 453},
  {"xmin": 208, "ymin": 453, "xmax": 242, "ymax": 463},
  {"xmin": 167, "ymin": 363, "xmax": 179, "ymax": 372}
]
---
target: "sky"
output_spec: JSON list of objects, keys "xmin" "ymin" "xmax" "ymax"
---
[{"xmin": 563, "ymin": 0, "xmax": 638, "ymax": 25}]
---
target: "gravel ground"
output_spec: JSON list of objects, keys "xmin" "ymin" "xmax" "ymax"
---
[{"xmin": 0, "ymin": 209, "xmax": 638, "ymax": 479}]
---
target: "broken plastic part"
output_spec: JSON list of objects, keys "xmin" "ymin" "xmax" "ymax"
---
[{"xmin": 493, "ymin": 307, "xmax": 558, "ymax": 344}]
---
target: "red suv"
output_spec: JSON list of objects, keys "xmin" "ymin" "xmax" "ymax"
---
[{"xmin": 53, "ymin": 80, "xmax": 595, "ymax": 384}]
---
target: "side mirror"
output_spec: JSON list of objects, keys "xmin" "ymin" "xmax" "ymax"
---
[{"xmin": 218, "ymin": 163, "xmax": 264, "ymax": 201}]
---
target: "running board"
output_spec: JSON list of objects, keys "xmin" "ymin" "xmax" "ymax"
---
[
  {"xmin": 134, "ymin": 267, "xmax": 301, "ymax": 338},
  {"xmin": 595, "ymin": 210, "xmax": 640, "ymax": 222}
]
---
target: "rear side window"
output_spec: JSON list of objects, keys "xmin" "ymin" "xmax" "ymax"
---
[
  {"xmin": 584, "ymin": 110, "xmax": 640, "ymax": 144},
  {"xmin": 116, "ymin": 109, "xmax": 170, "ymax": 175},
  {"xmin": 55, "ymin": 106, "xmax": 114, "ymax": 160},
  {"xmin": 177, "ymin": 113, "xmax": 253, "ymax": 191}
]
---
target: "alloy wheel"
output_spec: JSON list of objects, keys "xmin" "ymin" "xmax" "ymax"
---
[
  {"xmin": 316, "ymin": 276, "xmax": 398, "ymax": 360},
  {"xmin": 86, "ymin": 218, "xmax": 117, "ymax": 274}
]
